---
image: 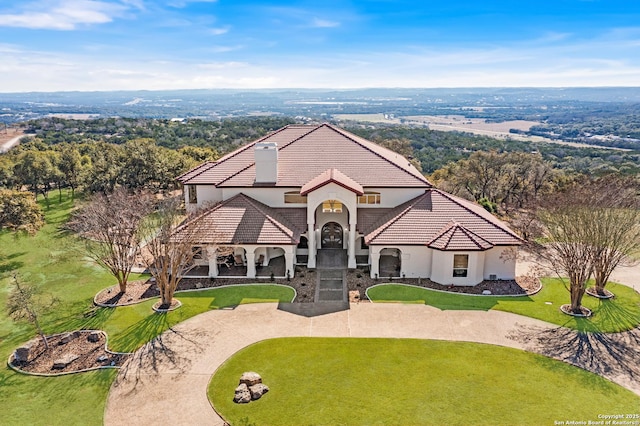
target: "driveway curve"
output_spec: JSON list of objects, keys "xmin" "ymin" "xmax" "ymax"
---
[{"xmin": 104, "ymin": 301, "xmax": 639, "ymax": 426}]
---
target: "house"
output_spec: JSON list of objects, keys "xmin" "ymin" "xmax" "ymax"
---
[{"xmin": 176, "ymin": 123, "xmax": 522, "ymax": 285}]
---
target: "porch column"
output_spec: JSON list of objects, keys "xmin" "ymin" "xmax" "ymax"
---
[
  {"xmin": 347, "ymin": 223, "xmax": 357, "ymax": 269},
  {"xmin": 401, "ymin": 252, "xmax": 411, "ymax": 278},
  {"xmin": 206, "ymin": 246, "xmax": 218, "ymax": 278},
  {"xmin": 370, "ymin": 249, "xmax": 380, "ymax": 279},
  {"xmin": 246, "ymin": 250, "xmax": 256, "ymax": 278},
  {"xmin": 284, "ymin": 249, "xmax": 295, "ymax": 278},
  {"xmin": 307, "ymin": 222, "xmax": 316, "ymax": 268}
]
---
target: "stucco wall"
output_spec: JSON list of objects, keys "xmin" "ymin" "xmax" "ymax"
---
[
  {"xmin": 362, "ymin": 187, "xmax": 426, "ymax": 208},
  {"xmin": 185, "ymin": 185, "xmax": 223, "ymax": 212},
  {"xmin": 430, "ymin": 250, "xmax": 485, "ymax": 286},
  {"xmin": 483, "ymin": 247, "xmax": 518, "ymax": 280}
]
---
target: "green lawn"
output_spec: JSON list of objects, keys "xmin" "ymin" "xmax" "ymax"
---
[
  {"xmin": 367, "ymin": 280, "xmax": 640, "ymax": 333},
  {"xmin": 209, "ymin": 337, "xmax": 640, "ymax": 426},
  {"xmin": 0, "ymin": 191, "xmax": 295, "ymax": 425}
]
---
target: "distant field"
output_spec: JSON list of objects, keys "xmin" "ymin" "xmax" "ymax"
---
[{"xmin": 334, "ymin": 113, "xmax": 628, "ymax": 150}]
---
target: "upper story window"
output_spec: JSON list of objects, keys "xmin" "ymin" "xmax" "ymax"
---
[
  {"xmin": 188, "ymin": 185, "xmax": 197, "ymax": 204},
  {"xmin": 322, "ymin": 200, "xmax": 343, "ymax": 213},
  {"xmin": 358, "ymin": 192, "xmax": 381, "ymax": 205},
  {"xmin": 453, "ymin": 254, "xmax": 469, "ymax": 278},
  {"xmin": 284, "ymin": 191, "xmax": 308, "ymax": 204}
]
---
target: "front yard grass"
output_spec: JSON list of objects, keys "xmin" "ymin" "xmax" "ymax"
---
[
  {"xmin": 209, "ymin": 337, "xmax": 640, "ymax": 426},
  {"xmin": 0, "ymin": 191, "xmax": 294, "ymax": 425},
  {"xmin": 367, "ymin": 280, "xmax": 640, "ymax": 333}
]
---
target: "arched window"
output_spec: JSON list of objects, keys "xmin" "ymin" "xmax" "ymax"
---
[{"xmin": 358, "ymin": 192, "xmax": 381, "ymax": 204}]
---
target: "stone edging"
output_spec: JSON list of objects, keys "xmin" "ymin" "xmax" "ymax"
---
[
  {"xmin": 585, "ymin": 287, "xmax": 615, "ymax": 299},
  {"xmin": 364, "ymin": 279, "xmax": 543, "ymax": 302},
  {"xmin": 7, "ymin": 330, "xmax": 132, "ymax": 377},
  {"xmin": 95, "ymin": 283, "xmax": 297, "ymax": 308}
]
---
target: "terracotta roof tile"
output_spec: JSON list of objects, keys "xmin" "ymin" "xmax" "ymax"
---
[
  {"xmin": 361, "ymin": 189, "xmax": 522, "ymax": 248},
  {"xmin": 179, "ymin": 123, "xmax": 431, "ymax": 188},
  {"xmin": 427, "ymin": 221, "xmax": 494, "ymax": 251},
  {"xmin": 300, "ymin": 168, "xmax": 364, "ymax": 196},
  {"xmin": 174, "ymin": 193, "xmax": 305, "ymax": 245}
]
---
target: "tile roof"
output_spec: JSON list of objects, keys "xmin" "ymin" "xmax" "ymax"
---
[
  {"xmin": 360, "ymin": 189, "xmax": 522, "ymax": 249},
  {"xmin": 427, "ymin": 221, "xmax": 494, "ymax": 251},
  {"xmin": 178, "ymin": 123, "xmax": 430, "ymax": 188},
  {"xmin": 173, "ymin": 193, "xmax": 305, "ymax": 245},
  {"xmin": 300, "ymin": 168, "xmax": 364, "ymax": 196}
]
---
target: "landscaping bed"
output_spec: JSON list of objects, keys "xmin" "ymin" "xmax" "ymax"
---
[{"xmin": 9, "ymin": 331, "xmax": 129, "ymax": 375}]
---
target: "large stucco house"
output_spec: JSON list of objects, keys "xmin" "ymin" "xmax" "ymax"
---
[{"xmin": 176, "ymin": 123, "xmax": 522, "ymax": 286}]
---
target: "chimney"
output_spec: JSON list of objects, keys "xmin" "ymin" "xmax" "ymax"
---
[{"xmin": 254, "ymin": 142, "xmax": 278, "ymax": 183}]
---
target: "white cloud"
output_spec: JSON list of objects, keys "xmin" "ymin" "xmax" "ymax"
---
[
  {"xmin": 311, "ymin": 18, "xmax": 340, "ymax": 28},
  {"xmin": 208, "ymin": 26, "xmax": 229, "ymax": 35},
  {"xmin": 0, "ymin": 0, "xmax": 130, "ymax": 30},
  {"xmin": 167, "ymin": 0, "xmax": 217, "ymax": 8}
]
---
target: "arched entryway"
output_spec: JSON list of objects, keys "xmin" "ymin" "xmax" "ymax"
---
[
  {"xmin": 379, "ymin": 248, "xmax": 401, "ymax": 278},
  {"xmin": 321, "ymin": 222, "xmax": 343, "ymax": 249}
]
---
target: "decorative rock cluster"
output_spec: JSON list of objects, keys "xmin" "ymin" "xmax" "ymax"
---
[{"xmin": 233, "ymin": 372, "xmax": 269, "ymax": 404}]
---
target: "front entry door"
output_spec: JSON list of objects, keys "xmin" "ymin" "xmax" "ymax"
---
[{"xmin": 321, "ymin": 222, "xmax": 343, "ymax": 249}]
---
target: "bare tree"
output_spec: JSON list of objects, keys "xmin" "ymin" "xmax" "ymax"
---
[
  {"xmin": 68, "ymin": 188, "xmax": 153, "ymax": 294},
  {"xmin": 586, "ymin": 178, "xmax": 640, "ymax": 296},
  {"xmin": 534, "ymin": 200, "xmax": 595, "ymax": 314},
  {"xmin": 6, "ymin": 274, "xmax": 58, "ymax": 349},
  {"xmin": 141, "ymin": 196, "xmax": 204, "ymax": 309}
]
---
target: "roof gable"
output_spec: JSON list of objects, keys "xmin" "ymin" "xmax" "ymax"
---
[
  {"xmin": 361, "ymin": 189, "xmax": 522, "ymax": 247},
  {"xmin": 427, "ymin": 221, "xmax": 494, "ymax": 251},
  {"xmin": 178, "ymin": 123, "xmax": 431, "ymax": 188},
  {"xmin": 300, "ymin": 168, "xmax": 364, "ymax": 196},
  {"xmin": 174, "ymin": 193, "xmax": 304, "ymax": 245}
]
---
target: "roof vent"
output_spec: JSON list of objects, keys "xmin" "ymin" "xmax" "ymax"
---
[{"xmin": 254, "ymin": 142, "xmax": 278, "ymax": 183}]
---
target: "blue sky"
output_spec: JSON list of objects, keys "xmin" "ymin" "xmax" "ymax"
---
[{"xmin": 0, "ymin": 0, "xmax": 639, "ymax": 91}]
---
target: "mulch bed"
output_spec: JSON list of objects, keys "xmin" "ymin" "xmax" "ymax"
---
[
  {"xmin": 9, "ymin": 331, "xmax": 129, "ymax": 375},
  {"xmin": 95, "ymin": 268, "xmax": 540, "ymax": 307}
]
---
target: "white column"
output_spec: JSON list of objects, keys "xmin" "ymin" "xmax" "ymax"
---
[
  {"xmin": 370, "ymin": 249, "xmax": 380, "ymax": 279},
  {"xmin": 348, "ymin": 223, "xmax": 357, "ymax": 269},
  {"xmin": 401, "ymin": 252, "xmax": 411, "ymax": 278},
  {"xmin": 206, "ymin": 246, "xmax": 218, "ymax": 278},
  {"xmin": 307, "ymin": 223, "xmax": 316, "ymax": 268},
  {"xmin": 284, "ymin": 249, "xmax": 294, "ymax": 278},
  {"xmin": 245, "ymin": 250, "xmax": 256, "ymax": 278}
]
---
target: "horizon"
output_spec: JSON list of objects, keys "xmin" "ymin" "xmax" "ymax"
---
[{"xmin": 1, "ymin": 1, "xmax": 639, "ymax": 92}]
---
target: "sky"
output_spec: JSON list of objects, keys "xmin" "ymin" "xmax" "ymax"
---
[{"xmin": 0, "ymin": 0, "xmax": 639, "ymax": 92}]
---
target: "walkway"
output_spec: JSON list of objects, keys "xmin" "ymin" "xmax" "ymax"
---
[{"xmin": 103, "ymin": 302, "xmax": 640, "ymax": 426}]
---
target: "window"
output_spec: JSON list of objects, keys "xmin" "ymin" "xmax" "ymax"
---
[
  {"xmin": 322, "ymin": 200, "xmax": 343, "ymax": 213},
  {"xmin": 297, "ymin": 236, "xmax": 308, "ymax": 249},
  {"xmin": 188, "ymin": 185, "xmax": 197, "ymax": 204},
  {"xmin": 360, "ymin": 237, "xmax": 368, "ymax": 250},
  {"xmin": 284, "ymin": 191, "xmax": 307, "ymax": 204},
  {"xmin": 358, "ymin": 192, "xmax": 381, "ymax": 205},
  {"xmin": 192, "ymin": 246, "xmax": 203, "ymax": 260},
  {"xmin": 453, "ymin": 254, "xmax": 469, "ymax": 277}
]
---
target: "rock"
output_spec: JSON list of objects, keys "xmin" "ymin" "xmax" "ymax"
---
[
  {"xmin": 97, "ymin": 355, "xmax": 109, "ymax": 362},
  {"xmin": 249, "ymin": 383, "xmax": 269, "ymax": 400},
  {"xmin": 87, "ymin": 331, "xmax": 102, "ymax": 343},
  {"xmin": 53, "ymin": 353, "xmax": 79, "ymax": 369},
  {"xmin": 239, "ymin": 371, "xmax": 262, "ymax": 387},
  {"xmin": 234, "ymin": 383, "xmax": 251, "ymax": 404},
  {"xmin": 195, "ymin": 282, "xmax": 203, "ymax": 289},
  {"xmin": 13, "ymin": 338, "xmax": 39, "ymax": 363},
  {"xmin": 482, "ymin": 290, "xmax": 492, "ymax": 295},
  {"xmin": 59, "ymin": 331, "xmax": 80, "ymax": 345}
]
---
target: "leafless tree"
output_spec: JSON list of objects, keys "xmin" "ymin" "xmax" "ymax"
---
[
  {"xmin": 6, "ymin": 274, "xmax": 58, "ymax": 349},
  {"xmin": 141, "ymin": 196, "xmax": 205, "ymax": 309},
  {"xmin": 68, "ymin": 188, "xmax": 153, "ymax": 294}
]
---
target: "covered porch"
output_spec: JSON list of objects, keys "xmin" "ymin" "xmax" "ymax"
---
[{"xmin": 183, "ymin": 255, "xmax": 287, "ymax": 279}]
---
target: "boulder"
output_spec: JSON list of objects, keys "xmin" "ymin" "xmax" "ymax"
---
[
  {"xmin": 53, "ymin": 353, "xmax": 79, "ymax": 369},
  {"xmin": 13, "ymin": 338, "xmax": 39, "ymax": 363},
  {"xmin": 59, "ymin": 331, "xmax": 80, "ymax": 345},
  {"xmin": 97, "ymin": 355, "xmax": 109, "ymax": 362},
  {"xmin": 87, "ymin": 331, "xmax": 102, "ymax": 343},
  {"xmin": 249, "ymin": 383, "xmax": 269, "ymax": 400},
  {"xmin": 234, "ymin": 383, "xmax": 251, "ymax": 404},
  {"xmin": 482, "ymin": 290, "xmax": 492, "ymax": 295},
  {"xmin": 239, "ymin": 371, "xmax": 262, "ymax": 387}
]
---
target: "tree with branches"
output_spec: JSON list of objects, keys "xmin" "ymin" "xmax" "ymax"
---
[
  {"xmin": 7, "ymin": 274, "xmax": 58, "ymax": 349},
  {"xmin": 68, "ymin": 188, "xmax": 153, "ymax": 294},
  {"xmin": 141, "ymin": 196, "xmax": 205, "ymax": 309}
]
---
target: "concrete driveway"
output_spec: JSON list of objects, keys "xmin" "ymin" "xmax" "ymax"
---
[{"xmin": 104, "ymin": 300, "xmax": 640, "ymax": 426}]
